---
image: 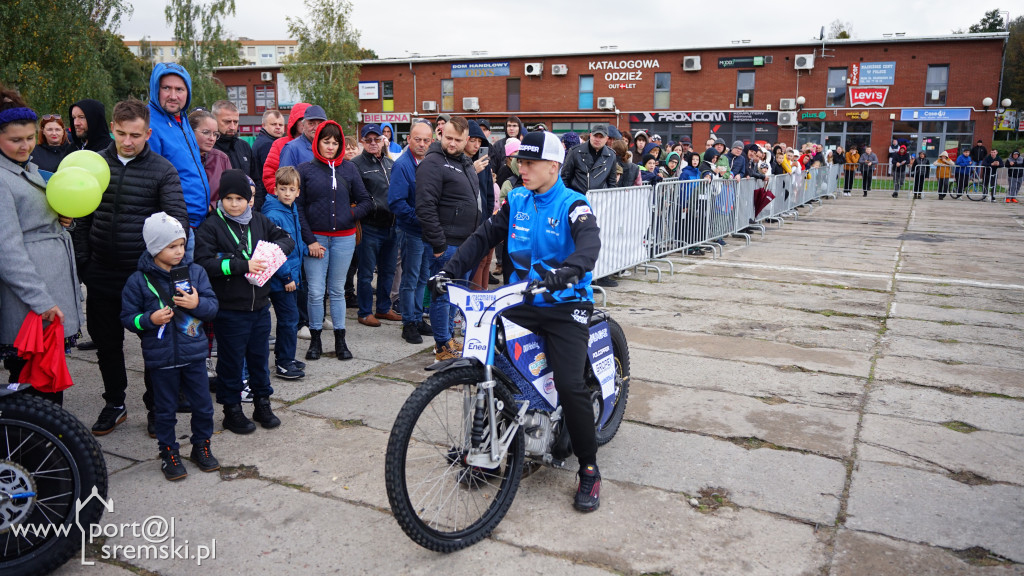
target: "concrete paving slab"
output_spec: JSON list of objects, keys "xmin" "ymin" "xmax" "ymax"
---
[
  {"xmin": 273, "ymin": 357, "xmax": 380, "ymax": 403},
  {"xmin": 858, "ymin": 414, "xmax": 1024, "ymax": 484},
  {"xmin": 883, "ymin": 336, "xmax": 1024, "ymax": 372},
  {"xmin": 873, "ymin": 353, "xmax": 1024, "ymax": 398},
  {"xmin": 890, "ymin": 302, "xmax": 1024, "ymax": 331},
  {"xmin": 676, "ymin": 262, "xmax": 894, "ymax": 292},
  {"xmin": 886, "ymin": 318, "xmax": 1024, "ymax": 349},
  {"xmin": 374, "ymin": 349, "xmax": 438, "ymax": 382},
  {"xmin": 53, "ymin": 562, "xmax": 141, "ymax": 576},
  {"xmin": 855, "ymin": 443, "xmax": 949, "ymax": 475},
  {"xmin": 626, "ymin": 325, "xmax": 874, "ymax": 378},
  {"xmin": 600, "ymin": 422, "xmax": 846, "ymax": 524},
  {"xmin": 866, "ymin": 383, "xmax": 1024, "ymax": 436},
  {"xmin": 845, "ymin": 461, "xmax": 1024, "ymax": 563},
  {"xmin": 631, "ymin": 379, "xmax": 859, "ymax": 457},
  {"xmin": 290, "ymin": 375, "xmax": 412, "ymax": 431},
  {"xmin": 831, "ymin": 530, "xmax": 1024, "ymax": 576},
  {"xmin": 629, "ymin": 347, "xmax": 866, "ymax": 411}
]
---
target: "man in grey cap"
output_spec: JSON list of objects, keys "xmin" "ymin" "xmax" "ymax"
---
[
  {"xmin": 280, "ymin": 104, "xmax": 327, "ymax": 168},
  {"xmin": 727, "ymin": 140, "xmax": 746, "ymax": 181},
  {"xmin": 434, "ymin": 113, "xmax": 451, "ymax": 140}
]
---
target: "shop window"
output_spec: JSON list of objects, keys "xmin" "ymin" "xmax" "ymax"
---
[
  {"xmin": 654, "ymin": 73, "xmax": 671, "ymax": 109},
  {"xmin": 441, "ymin": 79, "xmax": 454, "ymax": 112},
  {"xmin": 578, "ymin": 75, "xmax": 594, "ymax": 110},
  {"xmin": 826, "ymin": 68, "xmax": 846, "ymax": 107},
  {"xmin": 254, "ymin": 85, "xmax": 274, "ymax": 113},
  {"xmin": 382, "ymin": 81, "xmax": 394, "ymax": 99},
  {"xmin": 507, "ymin": 78, "xmax": 520, "ymax": 111},
  {"xmin": 925, "ymin": 65, "xmax": 948, "ymax": 106},
  {"xmin": 227, "ymin": 86, "xmax": 248, "ymax": 115},
  {"xmin": 736, "ymin": 71, "xmax": 755, "ymax": 108}
]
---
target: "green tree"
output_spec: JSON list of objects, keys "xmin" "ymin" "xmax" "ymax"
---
[
  {"xmin": 164, "ymin": 0, "xmax": 244, "ymax": 111},
  {"xmin": 283, "ymin": 0, "xmax": 368, "ymax": 134},
  {"xmin": 828, "ymin": 19, "xmax": 853, "ymax": 40},
  {"xmin": 0, "ymin": 0, "xmax": 147, "ymax": 118},
  {"xmin": 969, "ymin": 9, "xmax": 1007, "ymax": 33},
  {"xmin": 1004, "ymin": 16, "xmax": 1024, "ymax": 113}
]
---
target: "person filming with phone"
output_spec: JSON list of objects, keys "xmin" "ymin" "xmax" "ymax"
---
[{"xmin": 429, "ymin": 131, "xmax": 605, "ymax": 513}]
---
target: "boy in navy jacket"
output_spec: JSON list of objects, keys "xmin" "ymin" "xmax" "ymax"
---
[
  {"xmin": 121, "ymin": 212, "xmax": 220, "ymax": 481},
  {"xmin": 262, "ymin": 166, "xmax": 307, "ymax": 379}
]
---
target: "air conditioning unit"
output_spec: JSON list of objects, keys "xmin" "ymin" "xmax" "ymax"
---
[
  {"xmin": 779, "ymin": 98, "xmax": 796, "ymax": 111},
  {"xmin": 524, "ymin": 62, "xmax": 542, "ymax": 76},
  {"xmin": 778, "ymin": 111, "xmax": 798, "ymax": 126},
  {"xmin": 794, "ymin": 54, "xmax": 815, "ymax": 70},
  {"xmin": 260, "ymin": 71, "xmax": 273, "ymax": 82},
  {"xmin": 597, "ymin": 97, "xmax": 615, "ymax": 111},
  {"xmin": 551, "ymin": 64, "xmax": 568, "ymax": 76},
  {"xmin": 827, "ymin": 87, "xmax": 836, "ymax": 94},
  {"xmin": 682, "ymin": 56, "xmax": 701, "ymax": 71},
  {"xmin": 421, "ymin": 100, "xmax": 437, "ymax": 112},
  {"xmin": 462, "ymin": 97, "xmax": 480, "ymax": 112}
]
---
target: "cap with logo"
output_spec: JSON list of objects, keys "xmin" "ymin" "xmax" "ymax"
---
[
  {"xmin": 304, "ymin": 105, "xmax": 327, "ymax": 121},
  {"xmin": 511, "ymin": 131, "xmax": 565, "ymax": 163},
  {"xmin": 360, "ymin": 124, "xmax": 382, "ymax": 139}
]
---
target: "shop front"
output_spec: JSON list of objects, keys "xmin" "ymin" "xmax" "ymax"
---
[
  {"xmin": 627, "ymin": 110, "xmax": 779, "ymax": 147},
  {"xmin": 797, "ymin": 110, "xmax": 873, "ymax": 151},
  {"xmin": 891, "ymin": 108, "xmax": 974, "ymax": 160}
]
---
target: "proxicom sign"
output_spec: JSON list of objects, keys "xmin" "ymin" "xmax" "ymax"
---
[{"xmin": 655, "ymin": 112, "xmax": 729, "ymax": 122}]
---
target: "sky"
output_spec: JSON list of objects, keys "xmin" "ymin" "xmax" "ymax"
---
[{"xmin": 119, "ymin": 1, "xmax": 1012, "ymax": 59}]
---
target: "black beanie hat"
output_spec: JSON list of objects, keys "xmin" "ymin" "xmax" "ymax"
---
[{"xmin": 220, "ymin": 169, "xmax": 252, "ymax": 201}]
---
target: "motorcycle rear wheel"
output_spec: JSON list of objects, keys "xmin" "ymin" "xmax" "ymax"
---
[
  {"xmin": 590, "ymin": 317, "xmax": 631, "ymax": 446},
  {"xmin": 385, "ymin": 367, "xmax": 525, "ymax": 552}
]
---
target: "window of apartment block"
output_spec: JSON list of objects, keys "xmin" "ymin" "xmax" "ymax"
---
[
  {"xmin": 925, "ymin": 65, "xmax": 949, "ymax": 106},
  {"xmin": 441, "ymin": 79, "xmax": 454, "ymax": 112},
  {"xmin": 654, "ymin": 73, "xmax": 671, "ymax": 109},
  {"xmin": 254, "ymin": 85, "xmax": 275, "ymax": 113},
  {"xmin": 736, "ymin": 71, "xmax": 755, "ymax": 108},
  {"xmin": 507, "ymin": 78, "xmax": 520, "ymax": 111},
  {"xmin": 826, "ymin": 68, "xmax": 847, "ymax": 107},
  {"xmin": 227, "ymin": 86, "xmax": 248, "ymax": 114},
  {"xmin": 579, "ymin": 75, "xmax": 594, "ymax": 110}
]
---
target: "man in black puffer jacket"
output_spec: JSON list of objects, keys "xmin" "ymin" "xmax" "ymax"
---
[
  {"xmin": 80, "ymin": 100, "xmax": 190, "ymax": 438},
  {"xmin": 415, "ymin": 116, "xmax": 482, "ymax": 360}
]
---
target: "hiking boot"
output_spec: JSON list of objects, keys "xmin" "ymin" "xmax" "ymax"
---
[
  {"xmin": 574, "ymin": 464, "xmax": 601, "ymax": 512},
  {"xmin": 402, "ymin": 322, "xmax": 423, "ymax": 344},
  {"xmin": 434, "ymin": 339, "xmax": 462, "ymax": 361},
  {"xmin": 374, "ymin": 310, "xmax": 402, "ymax": 322},
  {"xmin": 147, "ymin": 411, "xmax": 156, "ymax": 439},
  {"xmin": 305, "ymin": 329, "xmax": 322, "ymax": 360},
  {"xmin": 417, "ymin": 320, "xmax": 433, "ymax": 335},
  {"xmin": 223, "ymin": 403, "xmax": 256, "ymax": 434},
  {"xmin": 189, "ymin": 439, "xmax": 220, "ymax": 472},
  {"xmin": 252, "ymin": 396, "xmax": 281, "ymax": 429},
  {"xmin": 274, "ymin": 362, "xmax": 305, "ymax": 379},
  {"xmin": 91, "ymin": 404, "xmax": 127, "ymax": 436},
  {"xmin": 334, "ymin": 329, "xmax": 353, "ymax": 360},
  {"xmin": 160, "ymin": 447, "xmax": 188, "ymax": 481},
  {"xmin": 358, "ymin": 315, "xmax": 381, "ymax": 327}
]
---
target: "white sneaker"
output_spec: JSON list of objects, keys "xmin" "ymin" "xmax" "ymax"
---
[
  {"xmin": 297, "ymin": 326, "xmax": 311, "ymax": 340},
  {"xmin": 323, "ymin": 318, "xmax": 334, "ymax": 330},
  {"xmin": 240, "ymin": 382, "xmax": 253, "ymax": 403},
  {"xmin": 618, "ymin": 269, "xmax": 633, "ymax": 277}
]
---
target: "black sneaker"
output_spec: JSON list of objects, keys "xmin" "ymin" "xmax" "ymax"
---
[
  {"xmin": 189, "ymin": 440, "xmax": 220, "ymax": 472},
  {"xmin": 274, "ymin": 363, "xmax": 305, "ymax": 379},
  {"xmin": 573, "ymin": 464, "xmax": 601, "ymax": 512},
  {"xmin": 289, "ymin": 359, "xmax": 306, "ymax": 370},
  {"xmin": 223, "ymin": 403, "xmax": 256, "ymax": 434},
  {"xmin": 402, "ymin": 323, "xmax": 423, "ymax": 344},
  {"xmin": 76, "ymin": 339, "xmax": 98, "ymax": 351},
  {"xmin": 416, "ymin": 320, "xmax": 433, "ymax": 336},
  {"xmin": 252, "ymin": 396, "xmax": 281, "ymax": 429},
  {"xmin": 91, "ymin": 404, "xmax": 127, "ymax": 436},
  {"xmin": 593, "ymin": 277, "xmax": 618, "ymax": 288},
  {"xmin": 147, "ymin": 411, "xmax": 156, "ymax": 439},
  {"xmin": 160, "ymin": 447, "xmax": 188, "ymax": 481}
]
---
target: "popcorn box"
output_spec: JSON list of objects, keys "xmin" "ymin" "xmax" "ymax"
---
[{"xmin": 244, "ymin": 240, "xmax": 287, "ymax": 286}]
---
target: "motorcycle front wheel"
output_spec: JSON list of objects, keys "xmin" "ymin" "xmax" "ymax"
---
[{"xmin": 385, "ymin": 366, "xmax": 525, "ymax": 553}]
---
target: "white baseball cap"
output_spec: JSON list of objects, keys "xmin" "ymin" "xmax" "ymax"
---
[{"xmin": 511, "ymin": 131, "xmax": 565, "ymax": 163}]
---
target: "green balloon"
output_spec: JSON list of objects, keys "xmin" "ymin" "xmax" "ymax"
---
[
  {"xmin": 58, "ymin": 150, "xmax": 110, "ymax": 191},
  {"xmin": 46, "ymin": 167, "xmax": 102, "ymax": 218}
]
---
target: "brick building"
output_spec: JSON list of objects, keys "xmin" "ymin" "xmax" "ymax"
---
[{"xmin": 213, "ymin": 32, "xmax": 1010, "ymax": 160}]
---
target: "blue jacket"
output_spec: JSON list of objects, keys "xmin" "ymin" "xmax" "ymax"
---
[
  {"xmin": 387, "ymin": 151, "xmax": 422, "ymax": 235},
  {"xmin": 680, "ymin": 165, "xmax": 701, "ymax": 181},
  {"xmin": 146, "ymin": 63, "xmax": 211, "ymax": 229},
  {"xmin": 381, "ymin": 122, "xmax": 403, "ymax": 156},
  {"xmin": 295, "ymin": 158, "xmax": 373, "ymax": 244},
  {"xmin": 279, "ymin": 134, "xmax": 314, "ymax": 169},
  {"xmin": 120, "ymin": 253, "xmax": 219, "ymax": 369},
  {"xmin": 261, "ymin": 195, "xmax": 307, "ymax": 291},
  {"xmin": 955, "ymin": 153, "xmax": 974, "ymax": 175}
]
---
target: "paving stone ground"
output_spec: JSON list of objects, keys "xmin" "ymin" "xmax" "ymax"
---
[{"xmin": 49, "ymin": 194, "xmax": 1024, "ymax": 575}]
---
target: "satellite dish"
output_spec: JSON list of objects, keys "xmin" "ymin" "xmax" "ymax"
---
[{"xmin": 820, "ymin": 26, "xmax": 825, "ymax": 40}]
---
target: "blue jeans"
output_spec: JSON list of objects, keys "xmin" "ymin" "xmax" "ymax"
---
[
  {"xmin": 398, "ymin": 229, "xmax": 431, "ymax": 325},
  {"xmin": 356, "ymin": 223, "xmax": 399, "ymax": 318},
  {"xmin": 305, "ymin": 234, "xmax": 356, "ymax": 331},
  {"xmin": 429, "ymin": 245, "xmax": 460, "ymax": 346},
  {"xmin": 269, "ymin": 289, "xmax": 299, "ymax": 366},
  {"xmin": 185, "ymin": 231, "xmax": 196, "ymax": 265},
  {"xmin": 151, "ymin": 360, "xmax": 213, "ymax": 451},
  {"xmin": 214, "ymin": 306, "xmax": 274, "ymax": 405}
]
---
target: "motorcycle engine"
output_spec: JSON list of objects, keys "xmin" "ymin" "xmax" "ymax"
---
[{"xmin": 522, "ymin": 412, "xmax": 554, "ymax": 456}]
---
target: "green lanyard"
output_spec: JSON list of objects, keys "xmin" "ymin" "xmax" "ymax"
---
[
  {"xmin": 217, "ymin": 209, "xmax": 252, "ymax": 260},
  {"xmin": 143, "ymin": 274, "xmax": 167, "ymax": 308}
]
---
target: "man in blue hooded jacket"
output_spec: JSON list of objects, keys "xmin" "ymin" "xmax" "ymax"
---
[{"xmin": 146, "ymin": 63, "xmax": 211, "ymax": 261}]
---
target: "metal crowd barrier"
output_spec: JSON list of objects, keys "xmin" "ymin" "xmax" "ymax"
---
[
  {"xmin": 588, "ymin": 185, "xmax": 657, "ymax": 282},
  {"xmin": 835, "ymin": 163, "xmax": 1022, "ymax": 201}
]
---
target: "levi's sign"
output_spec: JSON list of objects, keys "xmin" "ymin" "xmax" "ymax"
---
[{"xmin": 849, "ymin": 86, "xmax": 889, "ymax": 107}]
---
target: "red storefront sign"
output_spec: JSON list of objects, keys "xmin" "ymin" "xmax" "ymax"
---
[{"xmin": 849, "ymin": 86, "xmax": 888, "ymax": 107}]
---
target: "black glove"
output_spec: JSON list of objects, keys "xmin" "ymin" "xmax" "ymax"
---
[
  {"xmin": 540, "ymin": 267, "xmax": 579, "ymax": 292},
  {"xmin": 428, "ymin": 271, "xmax": 452, "ymax": 297}
]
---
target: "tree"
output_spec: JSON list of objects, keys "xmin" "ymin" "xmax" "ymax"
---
[
  {"xmin": 283, "ymin": 0, "xmax": 368, "ymax": 135},
  {"xmin": 164, "ymin": 0, "xmax": 244, "ymax": 111},
  {"xmin": 1004, "ymin": 16, "xmax": 1024, "ymax": 114},
  {"xmin": 970, "ymin": 9, "xmax": 1007, "ymax": 33},
  {"xmin": 0, "ymin": 0, "xmax": 147, "ymax": 118},
  {"xmin": 828, "ymin": 20, "xmax": 853, "ymax": 40}
]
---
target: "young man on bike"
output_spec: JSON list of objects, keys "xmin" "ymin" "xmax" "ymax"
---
[{"xmin": 430, "ymin": 131, "xmax": 604, "ymax": 512}]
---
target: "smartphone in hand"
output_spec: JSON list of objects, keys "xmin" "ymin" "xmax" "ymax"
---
[{"xmin": 170, "ymin": 266, "xmax": 192, "ymax": 295}]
